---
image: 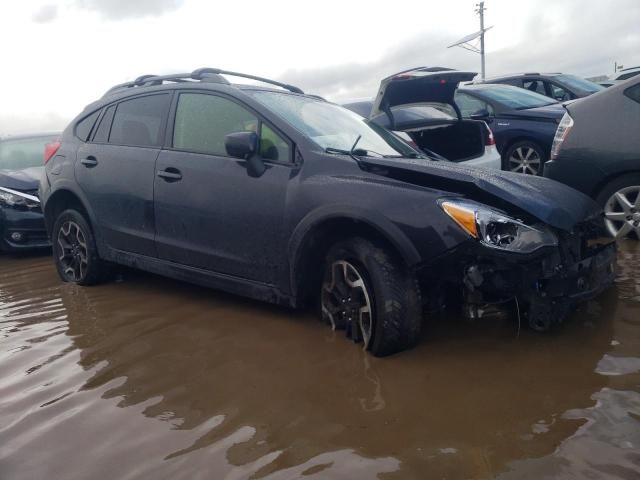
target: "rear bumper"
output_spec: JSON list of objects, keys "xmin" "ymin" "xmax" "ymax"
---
[
  {"xmin": 543, "ymin": 159, "xmax": 604, "ymax": 198},
  {"xmin": 463, "ymin": 145, "xmax": 502, "ymax": 170},
  {"xmin": 0, "ymin": 206, "xmax": 50, "ymax": 252}
]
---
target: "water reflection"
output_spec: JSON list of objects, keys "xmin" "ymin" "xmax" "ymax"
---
[{"xmin": 0, "ymin": 241, "xmax": 638, "ymax": 478}]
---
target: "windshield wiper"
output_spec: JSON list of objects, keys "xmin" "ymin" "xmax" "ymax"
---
[
  {"xmin": 325, "ymin": 147, "xmax": 353, "ymax": 155},
  {"xmin": 350, "ymin": 134, "xmax": 362, "ymax": 155}
]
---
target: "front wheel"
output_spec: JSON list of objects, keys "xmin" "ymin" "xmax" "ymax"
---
[
  {"xmin": 52, "ymin": 209, "xmax": 111, "ymax": 285},
  {"xmin": 503, "ymin": 141, "xmax": 546, "ymax": 175},
  {"xmin": 320, "ymin": 237, "xmax": 422, "ymax": 356}
]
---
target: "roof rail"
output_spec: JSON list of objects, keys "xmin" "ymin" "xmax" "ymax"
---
[
  {"xmin": 104, "ymin": 68, "xmax": 304, "ymax": 97},
  {"xmin": 191, "ymin": 68, "xmax": 304, "ymax": 94}
]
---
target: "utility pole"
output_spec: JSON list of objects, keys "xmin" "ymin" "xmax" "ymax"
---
[
  {"xmin": 477, "ymin": 2, "xmax": 486, "ymax": 80},
  {"xmin": 448, "ymin": 2, "xmax": 492, "ymax": 81}
]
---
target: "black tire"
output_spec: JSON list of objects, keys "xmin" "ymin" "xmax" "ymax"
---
[
  {"xmin": 595, "ymin": 173, "xmax": 640, "ymax": 240},
  {"xmin": 503, "ymin": 140, "xmax": 546, "ymax": 175},
  {"xmin": 52, "ymin": 209, "xmax": 111, "ymax": 285},
  {"xmin": 321, "ymin": 237, "xmax": 422, "ymax": 357}
]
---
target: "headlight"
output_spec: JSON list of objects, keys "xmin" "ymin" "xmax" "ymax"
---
[
  {"xmin": 0, "ymin": 187, "xmax": 41, "ymax": 210},
  {"xmin": 440, "ymin": 199, "xmax": 557, "ymax": 253}
]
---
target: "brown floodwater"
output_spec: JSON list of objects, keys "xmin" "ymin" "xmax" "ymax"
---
[{"xmin": 1, "ymin": 241, "xmax": 639, "ymax": 479}]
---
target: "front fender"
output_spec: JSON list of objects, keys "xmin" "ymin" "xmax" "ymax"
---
[{"xmin": 289, "ymin": 203, "xmax": 423, "ymax": 268}]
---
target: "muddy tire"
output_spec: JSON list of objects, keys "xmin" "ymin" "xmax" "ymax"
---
[
  {"xmin": 320, "ymin": 237, "xmax": 422, "ymax": 356},
  {"xmin": 52, "ymin": 209, "xmax": 111, "ymax": 285}
]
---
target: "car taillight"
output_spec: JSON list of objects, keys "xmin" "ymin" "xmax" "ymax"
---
[
  {"xmin": 484, "ymin": 123, "xmax": 496, "ymax": 146},
  {"xmin": 44, "ymin": 141, "xmax": 61, "ymax": 164},
  {"xmin": 550, "ymin": 113, "xmax": 574, "ymax": 160}
]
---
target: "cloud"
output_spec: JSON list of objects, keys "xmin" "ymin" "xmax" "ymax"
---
[
  {"xmin": 0, "ymin": 113, "xmax": 70, "ymax": 137},
  {"xmin": 76, "ymin": 0, "xmax": 185, "ymax": 20},
  {"xmin": 32, "ymin": 4, "xmax": 58, "ymax": 23},
  {"xmin": 279, "ymin": 33, "xmax": 479, "ymax": 102},
  {"xmin": 280, "ymin": 0, "xmax": 640, "ymax": 102}
]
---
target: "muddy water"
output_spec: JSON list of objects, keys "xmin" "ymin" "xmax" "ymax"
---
[{"xmin": 1, "ymin": 242, "xmax": 639, "ymax": 480}]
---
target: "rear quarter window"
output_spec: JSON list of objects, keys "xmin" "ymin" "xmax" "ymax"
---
[
  {"xmin": 75, "ymin": 110, "xmax": 101, "ymax": 141},
  {"xmin": 92, "ymin": 105, "xmax": 116, "ymax": 143}
]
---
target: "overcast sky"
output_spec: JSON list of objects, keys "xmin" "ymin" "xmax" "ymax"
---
[{"xmin": 1, "ymin": 0, "xmax": 638, "ymax": 135}]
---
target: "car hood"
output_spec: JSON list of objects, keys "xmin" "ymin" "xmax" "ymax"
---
[
  {"xmin": 371, "ymin": 68, "xmax": 477, "ymax": 123},
  {"xmin": 506, "ymin": 103, "xmax": 566, "ymax": 120},
  {"xmin": 358, "ymin": 157, "xmax": 600, "ymax": 231},
  {"xmin": 0, "ymin": 167, "xmax": 43, "ymax": 191}
]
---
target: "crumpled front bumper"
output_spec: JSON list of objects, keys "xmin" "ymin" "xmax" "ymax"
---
[
  {"xmin": 0, "ymin": 206, "xmax": 50, "ymax": 252},
  {"xmin": 429, "ymin": 226, "xmax": 618, "ymax": 330},
  {"xmin": 521, "ymin": 242, "xmax": 616, "ymax": 330}
]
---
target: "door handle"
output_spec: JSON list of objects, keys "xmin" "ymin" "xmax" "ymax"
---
[
  {"xmin": 81, "ymin": 156, "xmax": 98, "ymax": 167},
  {"xmin": 157, "ymin": 168, "xmax": 182, "ymax": 181}
]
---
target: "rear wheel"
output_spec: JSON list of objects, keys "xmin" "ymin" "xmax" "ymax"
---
[
  {"xmin": 596, "ymin": 174, "xmax": 640, "ymax": 240},
  {"xmin": 504, "ymin": 141, "xmax": 545, "ymax": 175},
  {"xmin": 320, "ymin": 237, "xmax": 422, "ymax": 356},
  {"xmin": 52, "ymin": 209, "xmax": 111, "ymax": 285}
]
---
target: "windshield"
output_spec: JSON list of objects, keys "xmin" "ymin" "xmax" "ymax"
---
[
  {"xmin": 465, "ymin": 86, "xmax": 557, "ymax": 110},
  {"xmin": 554, "ymin": 74, "xmax": 605, "ymax": 94},
  {"xmin": 249, "ymin": 91, "xmax": 419, "ymax": 158},
  {"xmin": 0, "ymin": 136, "xmax": 56, "ymax": 170}
]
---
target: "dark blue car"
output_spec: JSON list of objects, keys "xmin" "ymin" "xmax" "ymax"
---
[
  {"xmin": 0, "ymin": 133, "xmax": 58, "ymax": 252},
  {"xmin": 39, "ymin": 68, "xmax": 616, "ymax": 356},
  {"xmin": 454, "ymin": 84, "xmax": 566, "ymax": 175}
]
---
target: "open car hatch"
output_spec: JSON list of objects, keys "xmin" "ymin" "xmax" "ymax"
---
[{"xmin": 371, "ymin": 67, "xmax": 477, "ymax": 124}]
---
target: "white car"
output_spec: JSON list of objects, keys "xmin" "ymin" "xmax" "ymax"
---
[
  {"xmin": 607, "ymin": 66, "xmax": 640, "ymax": 84},
  {"xmin": 343, "ymin": 69, "xmax": 502, "ymax": 170}
]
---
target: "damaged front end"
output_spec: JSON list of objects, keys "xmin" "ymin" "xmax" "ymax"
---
[{"xmin": 429, "ymin": 199, "xmax": 616, "ymax": 331}]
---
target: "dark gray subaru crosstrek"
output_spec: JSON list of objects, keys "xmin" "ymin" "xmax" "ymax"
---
[{"xmin": 40, "ymin": 68, "xmax": 617, "ymax": 356}]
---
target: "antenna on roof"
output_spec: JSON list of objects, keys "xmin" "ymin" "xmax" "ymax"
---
[{"xmin": 448, "ymin": 1, "xmax": 492, "ymax": 81}]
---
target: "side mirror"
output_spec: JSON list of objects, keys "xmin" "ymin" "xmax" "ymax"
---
[
  {"xmin": 469, "ymin": 109, "xmax": 491, "ymax": 120},
  {"xmin": 224, "ymin": 131, "xmax": 265, "ymax": 177},
  {"xmin": 225, "ymin": 131, "xmax": 258, "ymax": 159}
]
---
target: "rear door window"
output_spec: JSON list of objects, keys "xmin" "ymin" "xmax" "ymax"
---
[
  {"xmin": 547, "ymin": 82, "xmax": 570, "ymax": 101},
  {"xmin": 523, "ymin": 80, "xmax": 546, "ymax": 96},
  {"xmin": 108, "ymin": 94, "xmax": 171, "ymax": 147}
]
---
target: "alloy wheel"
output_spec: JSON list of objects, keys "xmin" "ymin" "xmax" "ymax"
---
[
  {"xmin": 509, "ymin": 146, "xmax": 541, "ymax": 175},
  {"xmin": 604, "ymin": 186, "xmax": 640, "ymax": 239},
  {"xmin": 57, "ymin": 221, "xmax": 89, "ymax": 281},
  {"xmin": 321, "ymin": 260, "xmax": 373, "ymax": 349}
]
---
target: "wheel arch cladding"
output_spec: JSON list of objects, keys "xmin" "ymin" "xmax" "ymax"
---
[
  {"xmin": 45, "ymin": 188, "xmax": 94, "ymax": 235},
  {"xmin": 593, "ymin": 169, "xmax": 640, "ymax": 199},
  {"xmin": 289, "ymin": 209, "xmax": 421, "ymax": 307}
]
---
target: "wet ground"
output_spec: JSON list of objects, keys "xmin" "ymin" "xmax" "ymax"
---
[{"xmin": 1, "ymin": 241, "xmax": 639, "ymax": 480}]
